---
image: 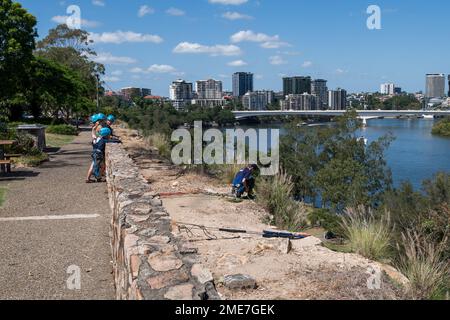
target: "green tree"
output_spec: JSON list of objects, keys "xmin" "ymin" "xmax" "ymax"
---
[{"xmin": 0, "ymin": 0, "xmax": 37, "ymax": 118}]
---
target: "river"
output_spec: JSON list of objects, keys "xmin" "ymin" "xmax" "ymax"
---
[
  {"xmin": 360, "ymin": 118, "xmax": 450, "ymax": 189},
  {"xmin": 230, "ymin": 118, "xmax": 450, "ymax": 190}
]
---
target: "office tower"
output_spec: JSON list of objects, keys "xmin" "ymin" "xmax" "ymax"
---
[
  {"xmin": 169, "ymin": 79, "xmax": 193, "ymax": 110},
  {"xmin": 141, "ymin": 88, "xmax": 152, "ymax": 97},
  {"xmin": 232, "ymin": 72, "xmax": 254, "ymax": 97},
  {"xmin": 242, "ymin": 91, "xmax": 274, "ymax": 110},
  {"xmin": 196, "ymin": 79, "xmax": 223, "ymax": 99},
  {"xmin": 425, "ymin": 74, "xmax": 445, "ymax": 98},
  {"xmin": 282, "ymin": 93, "xmax": 318, "ymax": 110},
  {"xmin": 448, "ymin": 75, "xmax": 450, "ymax": 97},
  {"xmin": 328, "ymin": 88, "xmax": 347, "ymax": 110},
  {"xmin": 380, "ymin": 83, "xmax": 395, "ymax": 95},
  {"xmin": 311, "ymin": 79, "xmax": 328, "ymax": 109},
  {"xmin": 283, "ymin": 76, "xmax": 311, "ymax": 96},
  {"xmin": 394, "ymin": 87, "xmax": 402, "ymax": 95}
]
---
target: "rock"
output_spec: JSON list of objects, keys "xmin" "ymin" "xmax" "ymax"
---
[
  {"xmin": 151, "ymin": 199, "xmax": 163, "ymax": 207},
  {"xmin": 148, "ymin": 252, "xmax": 184, "ymax": 272},
  {"xmin": 179, "ymin": 246, "xmax": 198, "ymax": 255},
  {"xmin": 147, "ymin": 269, "xmax": 190, "ymax": 290},
  {"xmin": 127, "ymin": 215, "xmax": 150, "ymax": 223},
  {"xmin": 191, "ymin": 264, "xmax": 214, "ymax": 284},
  {"xmin": 139, "ymin": 228, "xmax": 157, "ymax": 238},
  {"xmin": 164, "ymin": 283, "xmax": 194, "ymax": 301},
  {"xmin": 223, "ymin": 274, "xmax": 257, "ymax": 290},
  {"xmin": 130, "ymin": 255, "xmax": 141, "ymax": 279},
  {"xmin": 172, "ymin": 181, "xmax": 180, "ymax": 187},
  {"xmin": 149, "ymin": 235, "xmax": 171, "ymax": 244},
  {"xmin": 279, "ymin": 239, "xmax": 292, "ymax": 254}
]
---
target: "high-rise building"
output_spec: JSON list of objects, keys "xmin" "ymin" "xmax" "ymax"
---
[
  {"xmin": 328, "ymin": 88, "xmax": 347, "ymax": 110},
  {"xmin": 196, "ymin": 79, "xmax": 223, "ymax": 99},
  {"xmin": 426, "ymin": 74, "xmax": 445, "ymax": 98},
  {"xmin": 121, "ymin": 87, "xmax": 151, "ymax": 99},
  {"xmin": 242, "ymin": 91, "xmax": 274, "ymax": 111},
  {"xmin": 283, "ymin": 76, "xmax": 311, "ymax": 96},
  {"xmin": 169, "ymin": 79, "xmax": 193, "ymax": 110},
  {"xmin": 394, "ymin": 87, "xmax": 402, "ymax": 95},
  {"xmin": 281, "ymin": 93, "xmax": 318, "ymax": 111},
  {"xmin": 232, "ymin": 72, "xmax": 253, "ymax": 97},
  {"xmin": 311, "ymin": 79, "xmax": 328, "ymax": 109},
  {"xmin": 380, "ymin": 83, "xmax": 395, "ymax": 95},
  {"xmin": 448, "ymin": 75, "xmax": 450, "ymax": 97}
]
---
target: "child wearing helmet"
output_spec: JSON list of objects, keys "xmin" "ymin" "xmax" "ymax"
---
[{"xmin": 86, "ymin": 127, "xmax": 112, "ymax": 183}]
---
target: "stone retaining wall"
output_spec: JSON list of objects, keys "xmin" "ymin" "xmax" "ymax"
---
[{"xmin": 105, "ymin": 143, "xmax": 219, "ymax": 300}]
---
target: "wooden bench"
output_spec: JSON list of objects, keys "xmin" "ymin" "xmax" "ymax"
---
[{"xmin": 0, "ymin": 160, "xmax": 12, "ymax": 173}]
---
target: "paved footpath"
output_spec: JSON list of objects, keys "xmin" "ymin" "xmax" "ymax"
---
[{"xmin": 0, "ymin": 130, "xmax": 115, "ymax": 300}]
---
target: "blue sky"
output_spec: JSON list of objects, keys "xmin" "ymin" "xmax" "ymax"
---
[{"xmin": 20, "ymin": 0, "xmax": 450, "ymax": 96}]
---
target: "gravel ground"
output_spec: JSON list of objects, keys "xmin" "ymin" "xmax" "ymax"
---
[{"xmin": 0, "ymin": 130, "xmax": 115, "ymax": 300}]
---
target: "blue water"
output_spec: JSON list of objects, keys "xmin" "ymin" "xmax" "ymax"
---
[
  {"xmin": 360, "ymin": 118, "xmax": 450, "ymax": 189},
  {"xmin": 230, "ymin": 119, "xmax": 450, "ymax": 189}
]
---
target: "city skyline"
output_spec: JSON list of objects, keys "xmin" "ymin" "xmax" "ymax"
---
[{"xmin": 20, "ymin": 0, "xmax": 450, "ymax": 95}]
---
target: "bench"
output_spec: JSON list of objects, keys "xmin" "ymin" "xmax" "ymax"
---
[
  {"xmin": 0, "ymin": 160, "xmax": 12, "ymax": 173},
  {"xmin": 0, "ymin": 155, "xmax": 20, "ymax": 174}
]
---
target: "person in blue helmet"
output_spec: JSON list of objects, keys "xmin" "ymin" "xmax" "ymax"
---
[
  {"xmin": 232, "ymin": 164, "xmax": 259, "ymax": 199},
  {"xmin": 86, "ymin": 127, "xmax": 111, "ymax": 183},
  {"xmin": 105, "ymin": 115, "xmax": 117, "ymax": 137},
  {"xmin": 90, "ymin": 113, "xmax": 106, "ymax": 142}
]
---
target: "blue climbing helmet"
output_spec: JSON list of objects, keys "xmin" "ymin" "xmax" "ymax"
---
[
  {"xmin": 99, "ymin": 127, "xmax": 112, "ymax": 137},
  {"xmin": 97, "ymin": 113, "xmax": 107, "ymax": 121},
  {"xmin": 107, "ymin": 115, "xmax": 116, "ymax": 123},
  {"xmin": 90, "ymin": 114, "xmax": 99, "ymax": 123}
]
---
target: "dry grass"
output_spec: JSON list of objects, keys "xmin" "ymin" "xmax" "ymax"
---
[
  {"xmin": 145, "ymin": 133, "xmax": 170, "ymax": 157},
  {"xmin": 256, "ymin": 170, "xmax": 308, "ymax": 231},
  {"xmin": 341, "ymin": 207, "xmax": 392, "ymax": 261},
  {"xmin": 398, "ymin": 231, "xmax": 449, "ymax": 300}
]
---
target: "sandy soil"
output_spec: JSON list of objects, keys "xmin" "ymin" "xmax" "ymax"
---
[{"xmin": 116, "ymin": 126, "xmax": 408, "ymax": 300}]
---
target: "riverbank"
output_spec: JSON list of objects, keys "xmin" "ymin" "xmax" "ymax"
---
[{"xmin": 114, "ymin": 125, "xmax": 408, "ymax": 300}]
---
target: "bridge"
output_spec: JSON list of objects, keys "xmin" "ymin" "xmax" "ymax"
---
[{"xmin": 232, "ymin": 110, "xmax": 450, "ymax": 125}]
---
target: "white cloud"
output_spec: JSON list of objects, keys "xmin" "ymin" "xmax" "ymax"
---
[
  {"xmin": 231, "ymin": 30, "xmax": 278, "ymax": 43},
  {"xmin": 173, "ymin": 42, "xmax": 242, "ymax": 56},
  {"xmin": 166, "ymin": 7, "xmax": 185, "ymax": 16},
  {"xmin": 230, "ymin": 30, "xmax": 290, "ymax": 49},
  {"xmin": 138, "ymin": 5, "xmax": 155, "ymax": 17},
  {"xmin": 209, "ymin": 0, "xmax": 248, "ymax": 5},
  {"xmin": 222, "ymin": 11, "xmax": 253, "ymax": 20},
  {"xmin": 269, "ymin": 55, "xmax": 287, "ymax": 65},
  {"xmin": 89, "ymin": 31, "xmax": 163, "ymax": 44},
  {"xmin": 336, "ymin": 68, "xmax": 348, "ymax": 74},
  {"xmin": 228, "ymin": 60, "xmax": 247, "ymax": 67},
  {"xmin": 51, "ymin": 15, "xmax": 101, "ymax": 28},
  {"xmin": 131, "ymin": 64, "xmax": 178, "ymax": 74},
  {"xmin": 260, "ymin": 41, "xmax": 290, "ymax": 49},
  {"xmin": 110, "ymin": 70, "xmax": 123, "ymax": 76},
  {"xmin": 103, "ymin": 76, "xmax": 120, "ymax": 82},
  {"xmin": 91, "ymin": 52, "xmax": 137, "ymax": 65},
  {"xmin": 92, "ymin": 0, "xmax": 105, "ymax": 7},
  {"xmin": 302, "ymin": 61, "xmax": 313, "ymax": 68},
  {"xmin": 255, "ymin": 74, "xmax": 264, "ymax": 80}
]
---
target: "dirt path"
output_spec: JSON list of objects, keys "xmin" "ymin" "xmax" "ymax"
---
[
  {"xmin": 117, "ymin": 127, "xmax": 408, "ymax": 300},
  {"xmin": 0, "ymin": 130, "xmax": 115, "ymax": 300}
]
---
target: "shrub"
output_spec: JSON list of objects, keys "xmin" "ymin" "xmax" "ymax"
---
[
  {"xmin": 46, "ymin": 125, "xmax": 78, "ymax": 136},
  {"xmin": 145, "ymin": 133, "xmax": 170, "ymax": 158},
  {"xmin": 398, "ymin": 231, "xmax": 449, "ymax": 300},
  {"xmin": 341, "ymin": 206, "xmax": 392, "ymax": 261},
  {"xmin": 215, "ymin": 163, "xmax": 244, "ymax": 184},
  {"xmin": 257, "ymin": 170, "xmax": 308, "ymax": 231},
  {"xmin": 308, "ymin": 208, "xmax": 344, "ymax": 237},
  {"xmin": 10, "ymin": 132, "xmax": 36, "ymax": 155}
]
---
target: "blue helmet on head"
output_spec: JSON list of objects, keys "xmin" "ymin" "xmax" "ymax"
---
[
  {"xmin": 90, "ymin": 114, "xmax": 99, "ymax": 123},
  {"xmin": 97, "ymin": 113, "xmax": 106, "ymax": 121},
  {"xmin": 99, "ymin": 127, "xmax": 112, "ymax": 137},
  {"xmin": 107, "ymin": 115, "xmax": 116, "ymax": 123}
]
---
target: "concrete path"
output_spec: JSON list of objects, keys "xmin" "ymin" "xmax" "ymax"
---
[{"xmin": 0, "ymin": 130, "xmax": 115, "ymax": 300}]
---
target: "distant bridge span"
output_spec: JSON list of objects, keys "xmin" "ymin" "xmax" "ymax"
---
[{"xmin": 232, "ymin": 110, "xmax": 450, "ymax": 120}]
